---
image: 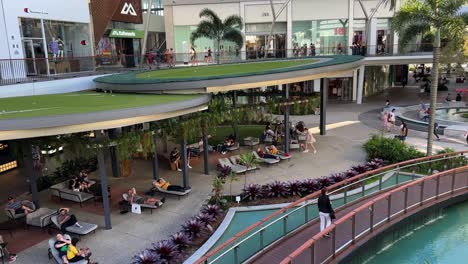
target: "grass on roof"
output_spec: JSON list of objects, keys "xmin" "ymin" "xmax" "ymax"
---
[
  {"xmin": 0, "ymin": 92, "xmax": 200, "ymax": 120},
  {"xmin": 136, "ymin": 59, "xmax": 319, "ymax": 79}
]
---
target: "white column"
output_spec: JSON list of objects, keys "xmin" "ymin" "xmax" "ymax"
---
[
  {"xmin": 347, "ymin": 0, "xmax": 354, "ymax": 55},
  {"xmin": 367, "ymin": 18, "xmax": 377, "ymax": 55},
  {"xmin": 393, "ymin": 33, "xmax": 399, "ymax": 55},
  {"xmin": 314, "ymin": 79, "xmax": 321, "ymax": 92},
  {"xmin": 357, "ymin": 65, "xmax": 365, "ymax": 104},
  {"xmin": 240, "ymin": 2, "xmax": 246, "ymax": 60},
  {"xmin": 352, "ymin": 69, "xmax": 358, "ymax": 101},
  {"xmin": 286, "ymin": 0, "xmax": 292, "ymax": 57},
  {"xmin": 40, "ymin": 19, "xmax": 50, "ymax": 75}
]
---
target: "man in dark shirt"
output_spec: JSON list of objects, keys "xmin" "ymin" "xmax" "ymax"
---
[
  {"xmin": 5, "ymin": 196, "xmax": 34, "ymax": 217},
  {"xmin": 318, "ymin": 188, "xmax": 334, "ymax": 237}
]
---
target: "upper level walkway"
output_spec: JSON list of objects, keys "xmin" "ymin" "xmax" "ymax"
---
[
  {"xmin": 0, "ymin": 45, "xmax": 433, "ymax": 87},
  {"xmin": 194, "ymin": 152, "xmax": 467, "ymax": 264}
]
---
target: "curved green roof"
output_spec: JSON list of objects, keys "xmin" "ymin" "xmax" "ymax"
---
[{"xmin": 94, "ymin": 56, "xmax": 363, "ymax": 84}]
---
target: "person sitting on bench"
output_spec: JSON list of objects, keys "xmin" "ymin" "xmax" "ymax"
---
[
  {"xmin": 127, "ymin": 188, "xmax": 165, "ymax": 206},
  {"xmin": 5, "ymin": 196, "xmax": 34, "ymax": 217},
  {"xmin": 54, "ymin": 234, "xmax": 71, "ymax": 264},
  {"xmin": 58, "ymin": 208, "xmax": 83, "ymax": 233},
  {"xmin": 154, "ymin": 178, "xmax": 185, "ymax": 192}
]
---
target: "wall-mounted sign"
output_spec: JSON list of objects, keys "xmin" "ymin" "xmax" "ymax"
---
[
  {"xmin": 112, "ymin": 0, "xmax": 142, "ymax": 24},
  {"xmin": 334, "ymin": 28, "xmax": 345, "ymax": 36},
  {"xmin": 23, "ymin": 8, "xmax": 48, "ymax": 15},
  {"xmin": 109, "ymin": 29, "xmax": 144, "ymax": 38}
]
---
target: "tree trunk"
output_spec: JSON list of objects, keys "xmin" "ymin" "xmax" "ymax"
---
[
  {"xmin": 216, "ymin": 38, "xmax": 221, "ymax": 64},
  {"xmin": 427, "ymin": 28, "xmax": 441, "ymax": 156}
]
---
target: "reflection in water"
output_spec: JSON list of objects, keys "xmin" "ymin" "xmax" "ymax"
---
[{"xmin": 435, "ymin": 108, "xmax": 468, "ymax": 122}]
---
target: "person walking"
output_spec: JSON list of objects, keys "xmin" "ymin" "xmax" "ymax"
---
[
  {"xmin": 433, "ymin": 122, "xmax": 440, "ymax": 141},
  {"xmin": 318, "ymin": 187, "xmax": 334, "ymax": 237},
  {"xmin": 397, "ymin": 121, "xmax": 408, "ymax": 142},
  {"xmin": 388, "ymin": 109, "xmax": 396, "ymax": 130},
  {"xmin": 382, "ymin": 111, "xmax": 390, "ymax": 132},
  {"xmin": 302, "ymin": 127, "xmax": 317, "ymax": 153}
]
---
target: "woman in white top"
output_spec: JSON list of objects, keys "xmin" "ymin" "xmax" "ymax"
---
[{"xmin": 303, "ymin": 128, "xmax": 317, "ymax": 153}]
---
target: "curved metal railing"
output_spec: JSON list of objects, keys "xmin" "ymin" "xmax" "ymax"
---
[
  {"xmin": 280, "ymin": 165, "xmax": 468, "ymax": 264},
  {"xmin": 194, "ymin": 151, "xmax": 467, "ymax": 264}
]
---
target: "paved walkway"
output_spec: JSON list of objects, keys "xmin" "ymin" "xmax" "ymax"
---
[{"xmin": 3, "ymin": 79, "xmax": 467, "ymax": 264}]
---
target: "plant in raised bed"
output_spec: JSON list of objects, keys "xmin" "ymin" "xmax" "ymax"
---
[
  {"xmin": 330, "ymin": 173, "xmax": 345, "ymax": 184},
  {"xmin": 182, "ymin": 218, "xmax": 204, "ymax": 238},
  {"xmin": 170, "ymin": 232, "xmax": 191, "ymax": 251},
  {"xmin": 197, "ymin": 213, "xmax": 215, "ymax": 232},
  {"xmin": 351, "ymin": 164, "xmax": 369, "ymax": 174},
  {"xmin": 344, "ymin": 169, "xmax": 359, "ymax": 179},
  {"xmin": 242, "ymin": 184, "xmax": 263, "ymax": 200},
  {"xmin": 151, "ymin": 240, "xmax": 179, "ymax": 263},
  {"xmin": 286, "ymin": 180, "xmax": 303, "ymax": 196},
  {"xmin": 318, "ymin": 176, "xmax": 332, "ymax": 188},
  {"xmin": 264, "ymin": 181, "xmax": 288, "ymax": 198},
  {"xmin": 300, "ymin": 179, "xmax": 320, "ymax": 195},
  {"xmin": 201, "ymin": 204, "xmax": 223, "ymax": 219},
  {"xmin": 133, "ymin": 249, "xmax": 160, "ymax": 264}
]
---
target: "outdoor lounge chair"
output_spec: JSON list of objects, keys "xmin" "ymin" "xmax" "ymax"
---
[
  {"xmin": 226, "ymin": 142, "xmax": 240, "ymax": 152},
  {"xmin": 229, "ymin": 155, "xmax": 257, "ymax": 171},
  {"xmin": 152, "ymin": 182, "xmax": 191, "ymax": 200},
  {"xmin": 5, "ymin": 201, "xmax": 36, "ymax": 220},
  {"xmin": 264, "ymin": 147, "xmax": 292, "ymax": 160},
  {"xmin": 122, "ymin": 193, "xmax": 161, "ymax": 214},
  {"xmin": 50, "ymin": 215, "xmax": 97, "ymax": 236},
  {"xmin": 26, "ymin": 207, "xmax": 57, "ymax": 228},
  {"xmin": 218, "ymin": 158, "xmax": 247, "ymax": 174},
  {"xmin": 50, "ymin": 180, "xmax": 95, "ymax": 207},
  {"xmin": 252, "ymin": 151, "xmax": 280, "ymax": 165},
  {"xmin": 243, "ymin": 137, "xmax": 260, "ymax": 147},
  {"xmin": 48, "ymin": 234, "xmax": 88, "ymax": 264}
]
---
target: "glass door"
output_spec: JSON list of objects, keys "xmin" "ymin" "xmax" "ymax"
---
[{"xmin": 22, "ymin": 39, "xmax": 37, "ymax": 75}]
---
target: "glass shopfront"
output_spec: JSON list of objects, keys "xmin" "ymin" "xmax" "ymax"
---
[
  {"xmin": 20, "ymin": 17, "xmax": 92, "ymax": 75},
  {"xmin": 292, "ymin": 20, "xmax": 348, "ymax": 55},
  {"xmin": 245, "ymin": 23, "xmax": 286, "ymax": 59},
  {"xmin": 328, "ymin": 78, "xmax": 353, "ymax": 101}
]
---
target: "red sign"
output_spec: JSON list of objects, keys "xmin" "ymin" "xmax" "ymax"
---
[{"xmin": 334, "ymin": 28, "xmax": 345, "ymax": 36}]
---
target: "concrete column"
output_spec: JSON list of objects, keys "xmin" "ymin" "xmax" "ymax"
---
[
  {"xmin": 286, "ymin": 1, "xmax": 292, "ymax": 57},
  {"xmin": 180, "ymin": 133, "xmax": 189, "ymax": 189},
  {"xmin": 320, "ymin": 79, "xmax": 327, "ymax": 135},
  {"xmin": 203, "ymin": 133, "xmax": 209, "ymax": 175},
  {"xmin": 347, "ymin": 0, "xmax": 354, "ymax": 55},
  {"xmin": 284, "ymin": 84, "xmax": 290, "ymax": 153},
  {"xmin": 240, "ymin": 2, "xmax": 246, "ymax": 60},
  {"xmin": 24, "ymin": 142, "xmax": 39, "ymax": 208},
  {"xmin": 109, "ymin": 128, "xmax": 121, "ymax": 178},
  {"xmin": 314, "ymin": 79, "xmax": 321, "ymax": 92},
  {"xmin": 95, "ymin": 130, "xmax": 112, "ymax": 230},
  {"xmin": 393, "ymin": 33, "xmax": 399, "ymax": 55},
  {"xmin": 352, "ymin": 69, "xmax": 358, "ymax": 101},
  {"xmin": 151, "ymin": 132, "xmax": 159, "ymax": 180},
  {"xmin": 357, "ymin": 65, "xmax": 365, "ymax": 104},
  {"xmin": 367, "ymin": 18, "xmax": 377, "ymax": 55},
  {"xmin": 232, "ymin": 91, "xmax": 238, "ymax": 139}
]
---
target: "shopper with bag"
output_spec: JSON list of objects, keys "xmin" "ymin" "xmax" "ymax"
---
[{"xmin": 318, "ymin": 187, "xmax": 335, "ymax": 237}]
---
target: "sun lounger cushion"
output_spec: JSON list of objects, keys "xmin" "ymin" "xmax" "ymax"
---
[
  {"xmin": 51, "ymin": 215, "xmax": 97, "ymax": 235},
  {"xmin": 154, "ymin": 184, "xmax": 191, "ymax": 196},
  {"xmin": 252, "ymin": 151, "xmax": 280, "ymax": 164},
  {"xmin": 264, "ymin": 147, "xmax": 292, "ymax": 160},
  {"xmin": 218, "ymin": 158, "xmax": 247, "ymax": 173},
  {"xmin": 226, "ymin": 142, "xmax": 240, "ymax": 151}
]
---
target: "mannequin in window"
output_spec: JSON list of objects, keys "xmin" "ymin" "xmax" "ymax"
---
[
  {"xmin": 49, "ymin": 37, "xmax": 59, "ymax": 59},
  {"xmin": 57, "ymin": 37, "xmax": 65, "ymax": 58}
]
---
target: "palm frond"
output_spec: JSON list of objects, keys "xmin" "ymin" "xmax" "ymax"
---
[
  {"xmin": 222, "ymin": 29, "xmax": 244, "ymax": 47},
  {"xmin": 398, "ymin": 23, "xmax": 431, "ymax": 47},
  {"xmin": 191, "ymin": 21, "xmax": 217, "ymax": 44},
  {"xmin": 223, "ymin": 15, "xmax": 243, "ymax": 30},
  {"xmin": 199, "ymin": 8, "xmax": 223, "ymax": 28}
]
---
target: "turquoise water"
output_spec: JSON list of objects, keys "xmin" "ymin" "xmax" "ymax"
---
[
  {"xmin": 206, "ymin": 174, "xmax": 414, "ymax": 263},
  {"xmin": 435, "ymin": 108, "xmax": 468, "ymax": 122},
  {"xmin": 363, "ymin": 201, "xmax": 468, "ymax": 264}
]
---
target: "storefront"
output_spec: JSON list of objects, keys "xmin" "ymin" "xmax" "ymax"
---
[
  {"xmin": 292, "ymin": 19, "xmax": 348, "ymax": 55},
  {"xmin": 96, "ymin": 28, "xmax": 143, "ymax": 67},
  {"xmin": 245, "ymin": 23, "xmax": 287, "ymax": 59},
  {"xmin": 328, "ymin": 78, "xmax": 353, "ymax": 101}
]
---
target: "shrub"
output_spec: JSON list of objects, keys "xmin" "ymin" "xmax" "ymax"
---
[
  {"xmin": 344, "ymin": 169, "xmax": 360, "ymax": 179},
  {"xmin": 264, "ymin": 181, "xmax": 288, "ymax": 198},
  {"xmin": 318, "ymin": 176, "xmax": 332, "ymax": 188},
  {"xmin": 201, "ymin": 204, "xmax": 223, "ymax": 219},
  {"xmin": 182, "ymin": 219, "xmax": 204, "ymax": 238},
  {"xmin": 197, "ymin": 213, "xmax": 215, "ymax": 227},
  {"xmin": 133, "ymin": 250, "xmax": 160, "ymax": 264},
  {"xmin": 286, "ymin": 180, "xmax": 303, "ymax": 196},
  {"xmin": 300, "ymin": 179, "xmax": 320, "ymax": 195},
  {"xmin": 351, "ymin": 164, "xmax": 369, "ymax": 174},
  {"xmin": 151, "ymin": 240, "xmax": 179, "ymax": 262},
  {"xmin": 242, "ymin": 184, "xmax": 263, "ymax": 200},
  {"xmin": 364, "ymin": 135, "xmax": 424, "ymax": 164},
  {"xmin": 170, "ymin": 232, "xmax": 191, "ymax": 251},
  {"xmin": 330, "ymin": 173, "xmax": 345, "ymax": 184}
]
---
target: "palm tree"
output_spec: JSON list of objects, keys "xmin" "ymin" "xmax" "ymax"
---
[
  {"xmin": 190, "ymin": 8, "xmax": 243, "ymax": 64},
  {"xmin": 392, "ymin": 0, "xmax": 467, "ymax": 156}
]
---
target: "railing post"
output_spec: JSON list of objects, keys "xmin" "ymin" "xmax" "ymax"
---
[
  {"xmin": 351, "ymin": 214, "xmax": 356, "ymax": 244},
  {"xmin": 419, "ymin": 181, "xmax": 425, "ymax": 206},
  {"xmin": 283, "ymin": 216, "xmax": 288, "ymax": 235},
  {"xmin": 395, "ymin": 166, "xmax": 400, "ymax": 184},
  {"xmin": 344, "ymin": 189, "xmax": 348, "ymax": 204},
  {"xmin": 378, "ymin": 174, "xmax": 383, "ymax": 190},
  {"xmin": 412, "ymin": 170, "xmax": 416, "ymax": 181},
  {"xmin": 451, "ymin": 170, "xmax": 456, "ymax": 194},
  {"xmin": 310, "ymin": 243, "xmax": 315, "ymax": 264},
  {"xmin": 387, "ymin": 195, "xmax": 392, "ymax": 222},
  {"xmin": 403, "ymin": 188, "xmax": 408, "ymax": 214},
  {"xmin": 361, "ymin": 181, "xmax": 365, "ymax": 197},
  {"xmin": 435, "ymin": 175, "xmax": 440, "ymax": 200},
  {"xmin": 369, "ymin": 204, "xmax": 374, "ymax": 232},
  {"xmin": 332, "ymin": 228, "xmax": 336, "ymax": 258},
  {"xmin": 305, "ymin": 204, "xmax": 309, "ymax": 223},
  {"xmin": 260, "ymin": 229, "xmax": 264, "ymax": 249},
  {"xmin": 234, "ymin": 246, "xmax": 239, "ymax": 264}
]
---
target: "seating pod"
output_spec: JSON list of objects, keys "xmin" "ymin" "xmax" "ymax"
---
[
  {"xmin": 252, "ymin": 151, "xmax": 280, "ymax": 164},
  {"xmin": 48, "ymin": 235, "xmax": 88, "ymax": 264},
  {"xmin": 218, "ymin": 158, "xmax": 247, "ymax": 174},
  {"xmin": 51, "ymin": 215, "xmax": 97, "ymax": 236},
  {"xmin": 229, "ymin": 155, "xmax": 257, "ymax": 171},
  {"xmin": 50, "ymin": 181, "xmax": 95, "ymax": 207}
]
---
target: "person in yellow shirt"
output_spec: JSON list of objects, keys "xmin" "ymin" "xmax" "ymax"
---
[
  {"xmin": 153, "ymin": 178, "xmax": 185, "ymax": 192},
  {"xmin": 67, "ymin": 237, "xmax": 92, "ymax": 263}
]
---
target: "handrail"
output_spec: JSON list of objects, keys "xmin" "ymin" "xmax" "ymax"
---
[
  {"xmin": 194, "ymin": 151, "xmax": 467, "ymax": 264},
  {"xmin": 280, "ymin": 165, "xmax": 468, "ymax": 264}
]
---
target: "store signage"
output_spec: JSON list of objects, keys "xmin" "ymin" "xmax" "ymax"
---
[
  {"xmin": 112, "ymin": 0, "xmax": 142, "ymax": 24},
  {"xmin": 109, "ymin": 29, "xmax": 144, "ymax": 38},
  {"xmin": 334, "ymin": 28, "xmax": 345, "ymax": 36},
  {"xmin": 23, "ymin": 8, "xmax": 48, "ymax": 15},
  {"xmin": 121, "ymin": 2, "xmax": 137, "ymax": 16}
]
